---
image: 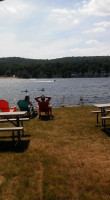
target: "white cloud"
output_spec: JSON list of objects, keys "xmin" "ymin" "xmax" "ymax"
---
[
  {"xmin": 79, "ymin": 0, "xmax": 110, "ymax": 16},
  {"xmin": 70, "ymin": 46, "xmax": 110, "ymax": 57},
  {"xmin": 94, "ymin": 21, "xmax": 110, "ymax": 28},
  {"xmin": 52, "ymin": 8, "xmax": 69, "ymax": 14},
  {"xmin": 49, "ymin": 8, "xmax": 79, "ymax": 27},
  {"xmin": 84, "ymin": 27, "xmax": 105, "ymax": 33},
  {"xmin": 7, "ymin": 6, "xmax": 17, "ymax": 13},
  {"xmin": 50, "ymin": 0, "xmax": 110, "ymax": 19},
  {"xmin": 84, "ymin": 20, "xmax": 110, "ymax": 34},
  {"xmin": 0, "ymin": 0, "xmax": 35, "ymax": 20},
  {"xmin": 86, "ymin": 40, "xmax": 98, "ymax": 44},
  {"xmin": 48, "ymin": 0, "xmax": 110, "ymax": 34}
]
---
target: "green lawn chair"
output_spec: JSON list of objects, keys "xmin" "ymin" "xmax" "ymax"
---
[
  {"xmin": 17, "ymin": 100, "xmax": 37, "ymax": 118},
  {"xmin": 17, "ymin": 100, "xmax": 28, "ymax": 111},
  {"xmin": 17, "ymin": 100, "xmax": 31, "ymax": 117}
]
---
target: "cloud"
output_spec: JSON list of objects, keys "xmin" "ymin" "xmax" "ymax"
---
[
  {"xmin": 0, "ymin": 0, "xmax": 35, "ymax": 21},
  {"xmin": 79, "ymin": 0, "xmax": 110, "ymax": 16},
  {"xmin": 84, "ymin": 20, "xmax": 110, "ymax": 34},
  {"xmin": 52, "ymin": 8, "xmax": 69, "ymax": 14},
  {"xmin": 70, "ymin": 46, "xmax": 110, "ymax": 57},
  {"xmin": 48, "ymin": 0, "xmax": 110, "ymax": 34},
  {"xmin": 94, "ymin": 21, "xmax": 110, "ymax": 28},
  {"xmin": 49, "ymin": 8, "xmax": 79, "ymax": 28},
  {"xmin": 86, "ymin": 40, "xmax": 98, "ymax": 44},
  {"xmin": 84, "ymin": 27, "xmax": 105, "ymax": 33},
  {"xmin": 49, "ymin": 0, "xmax": 110, "ymax": 21}
]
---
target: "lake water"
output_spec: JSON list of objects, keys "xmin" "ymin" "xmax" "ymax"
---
[{"xmin": 0, "ymin": 78, "xmax": 110, "ymax": 108}]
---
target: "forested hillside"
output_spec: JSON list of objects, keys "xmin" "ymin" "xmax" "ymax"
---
[{"xmin": 0, "ymin": 56, "xmax": 110, "ymax": 78}]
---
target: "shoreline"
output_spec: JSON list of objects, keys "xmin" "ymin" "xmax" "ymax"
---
[
  {"xmin": 0, "ymin": 76, "xmax": 110, "ymax": 79},
  {"xmin": 0, "ymin": 76, "xmax": 18, "ymax": 79}
]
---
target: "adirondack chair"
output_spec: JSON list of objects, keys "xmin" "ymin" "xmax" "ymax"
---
[
  {"xmin": 37, "ymin": 101, "xmax": 53, "ymax": 118},
  {"xmin": 17, "ymin": 100, "xmax": 35, "ymax": 118},
  {"xmin": 0, "ymin": 100, "xmax": 16, "ymax": 112},
  {"xmin": 17, "ymin": 100, "xmax": 32, "ymax": 118},
  {"xmin": 17, "ymin": 100, "xmax": 29, "ymax": 111}
]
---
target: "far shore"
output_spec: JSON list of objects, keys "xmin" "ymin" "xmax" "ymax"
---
[{"xmin": 0, "ymin": 76, "xmax": 18, "ymax": 79}]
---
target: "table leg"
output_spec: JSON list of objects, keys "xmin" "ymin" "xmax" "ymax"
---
[
  {"xmin": 16, "ymin": 117, "xmax": 21, "ymax": 142},
  {"xmin": 101, "ymin": 108, "xmax": 106, "ymax": 127},
  {"xmin": 16, "ymin": 116, "xmax": 20, "ymax": 127}
]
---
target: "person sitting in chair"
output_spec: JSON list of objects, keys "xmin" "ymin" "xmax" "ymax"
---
[
  {"xmin": 24, "ymin": 95, "xmax": 33, "ymax": 109},
  {"xmin": 24, "ymin": 95, "xmax": 38, "ymax": 118},
  {"xmin": 35, "ymin": 95, "xmax": 53, "ymax": 118},
  {"xmin": 17, "ymin": 95, "xmax": 37, "ymax": 118}
]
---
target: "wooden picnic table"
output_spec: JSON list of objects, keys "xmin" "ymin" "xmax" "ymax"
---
[
  {"xmin": 0, "ymin": 111, "xmax": 28, "ymax": 145},
  {"xmin": 93, "ymin": 103, "xmax": 110, "ymax": 127}
]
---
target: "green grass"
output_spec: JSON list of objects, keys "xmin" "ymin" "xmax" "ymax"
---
[{"xmin": 0, "ymin": 106, "xmax": 110, "ymax": 200}]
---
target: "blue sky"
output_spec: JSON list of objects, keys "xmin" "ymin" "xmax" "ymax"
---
[{"xmin": 0, "ymin": 0, "xmax": 110, "ymax": 59}]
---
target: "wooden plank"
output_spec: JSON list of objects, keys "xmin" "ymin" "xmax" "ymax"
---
[
  {"xmin": 0, "ymin": 118, "xmax": 29, "ymax": 122},
  {"xmin": 0, "ymin": 127, "xmax": 23, "ymax": 131},
  {"xmin": 91, "ymin": 111, "xmax": 101, "ymax": 113},
  {"xmin": 93, "ymin": 103, "xmax": 110, "ymax": 108},
  {"xmin": 0, "ymin": 111, "xmax": 27, "ymax": 118},
  {"xmin": 102, "ymin": 116, "xmax": 110, "ymax": 120},
  {"xmin": 0, "ymin": 126, "xmax": 24, "ymax": 146},
  {"xmin": 105, "ymin": 110, "xmax": 110, "ymax": 112}
]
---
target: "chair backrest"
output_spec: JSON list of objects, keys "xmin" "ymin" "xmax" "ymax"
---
[
  {"xmin": 17, "ymin": 100, "xmax": 28, "ymax": 111},
  {"xmin": 38, "ymin": 101, "xmax": 49, "ymax": 112},
  {"xmin": 0, "ymin": 100, "xmax": 10, "ymax": 112}
]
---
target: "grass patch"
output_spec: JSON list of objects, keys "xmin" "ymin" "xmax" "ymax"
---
[{"xmin": 0, "ymin": 106, "xmax": 110, "ymax": 200}]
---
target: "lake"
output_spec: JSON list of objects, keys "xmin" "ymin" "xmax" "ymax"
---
[{"xmin": 0, "ymin": 78, "xmax": 110, "ymax": 108}]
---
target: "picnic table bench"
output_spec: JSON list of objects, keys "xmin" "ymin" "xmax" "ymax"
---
[
  {"xmin": 0, "ymin": 111, "xmax": 29, "ymax": 146},
  {"xmin": 0, "ymin": 118, "xmax": 29, "ymax": 126}
]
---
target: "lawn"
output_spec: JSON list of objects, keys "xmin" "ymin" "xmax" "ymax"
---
[{"xmin": 0, "ymin": 106, "xmax": 110, "ymax": 200}]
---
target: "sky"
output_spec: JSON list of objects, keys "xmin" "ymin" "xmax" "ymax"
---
[{"xmin": 0, "ymin": 0, "xmax": 110, "ymax": 59}]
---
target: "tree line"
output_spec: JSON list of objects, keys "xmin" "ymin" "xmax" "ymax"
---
[{"xmin": 0, "ymin": 56, "xmax": 110, "ymax": 78}]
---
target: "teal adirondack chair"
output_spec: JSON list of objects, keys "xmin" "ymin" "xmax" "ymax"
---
[
  {"xmin": 17, "ymin": 100, "xmax": 29, "ymax": 111},
  {"xmin": 17, "ymin": 100, "xmax": 37, "ymax": 118}
]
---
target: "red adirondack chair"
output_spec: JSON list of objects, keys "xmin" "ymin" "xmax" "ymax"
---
[
  {"xmin": 0, "ymin": 100, "xmax": 16, "ymax": 112},
  {"xmin": 37, "ymin": 101, "xmax": 52, "ymax": 118}
]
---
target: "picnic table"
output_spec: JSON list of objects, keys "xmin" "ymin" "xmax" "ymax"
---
[
  {"xmin": 0, "ymin": 111, "xmax": 29, "ymax": 145},
  {"xmin": 93, "ymin": 103, "xmax": 110, "ymax": 114},
  {"xmin": 93, "ymin": 103, "xmax": 110, "ymax": 127}
]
